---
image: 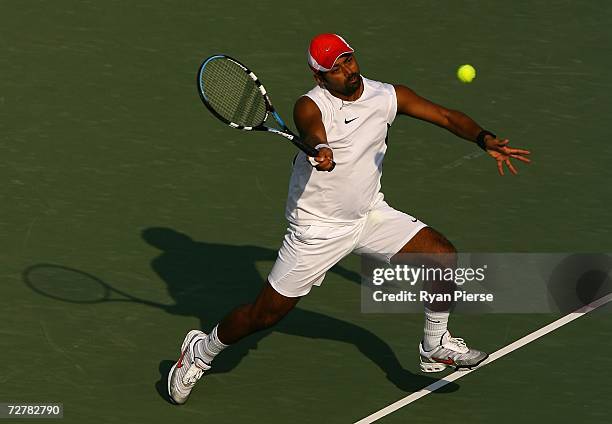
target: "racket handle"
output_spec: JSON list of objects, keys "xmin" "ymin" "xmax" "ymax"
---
[{"xmin": 301, "ymin": 143, "xmax": 319, "ymax": 157}]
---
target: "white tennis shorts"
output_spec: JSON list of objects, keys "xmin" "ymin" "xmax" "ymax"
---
[{"xmin": 268, "ymin": 196, "xmax": 427, "ymax": 297}]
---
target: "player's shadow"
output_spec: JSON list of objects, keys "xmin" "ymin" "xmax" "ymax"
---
[{"xmin": 147, "ymin": 227, "xmax": 458, "ymax": 399}]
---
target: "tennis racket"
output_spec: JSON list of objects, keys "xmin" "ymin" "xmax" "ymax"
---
[
  {"xmin": 24, "ymin": 264, "xmax": 168, "ymax": 308},
  {"xmin": 197, "ymin": 54, "xmax": 335, "ymax": 170}
]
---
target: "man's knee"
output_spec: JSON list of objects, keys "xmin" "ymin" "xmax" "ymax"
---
[
  {"xmin": 430, "ymin": 231, "xmax": 457, "ymax": 267},
  {"xmin": 423, "ymin": 228, "xmax": 456, "ymax": 253},
  {"xmin": 398, "ymin": 227, "xmax": 457, "ymax": 267}
]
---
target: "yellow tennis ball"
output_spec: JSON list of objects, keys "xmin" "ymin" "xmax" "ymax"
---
[{"xmin": 457, "ymin": 64, "xmax": 476, "ymax": 83}]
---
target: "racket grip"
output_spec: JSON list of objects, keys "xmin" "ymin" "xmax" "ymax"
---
[{"xmin": 302, "ymin": 144, "xmax": 319, "ymax": 157}]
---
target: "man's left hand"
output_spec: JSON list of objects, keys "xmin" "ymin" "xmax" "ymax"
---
[{"xmin": 484, "ymin": 136, "xmax": 531, "ymax": 176}]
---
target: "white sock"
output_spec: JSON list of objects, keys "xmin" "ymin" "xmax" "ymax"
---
[
  {"xmin": 195, "ymin": 325, "xmax": 228, "ymax": 365},
  {"xmin": 423, "ymin": 308, "xmax": 449, "ymax": 351}
]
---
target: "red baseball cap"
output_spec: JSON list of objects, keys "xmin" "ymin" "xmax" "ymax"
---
[{"xmin": 307, "ymin": 33, "xmax": 354, "ymax": 72}]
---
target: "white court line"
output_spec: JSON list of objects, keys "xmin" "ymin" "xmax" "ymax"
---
[{"xmin": 355, "ymin": 293, "xmax": 612, "ymax": 424}]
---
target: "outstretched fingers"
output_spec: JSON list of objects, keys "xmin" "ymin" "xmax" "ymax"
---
[
  {"xmin": 510, "ymin": 154, "xmax": 531, "ymax": 163},
  {"xmin": 508, "ymin": 148, "xmax": 531, "ymax": 155},
  {"xmin": 505, "ymin": 159, "xmax": 518, "ymax": 175}
]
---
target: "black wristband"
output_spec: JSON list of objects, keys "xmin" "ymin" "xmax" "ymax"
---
[{"xmin": 476, "ymin": 130, "xmax": 496, "ymax": 151}]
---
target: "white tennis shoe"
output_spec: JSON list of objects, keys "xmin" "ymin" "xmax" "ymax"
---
[
  {"xmin": 168, "ymin": 330, "xmax": 210, "ymax": 404},
  {"xmin": 419, "ymin": 331, "xmax": 488, "ymax": 372}
]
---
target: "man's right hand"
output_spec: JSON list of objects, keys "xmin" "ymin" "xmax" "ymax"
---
[{"xmin": 313, "ymin": 146, "xmax": 334, "ymax": 172}]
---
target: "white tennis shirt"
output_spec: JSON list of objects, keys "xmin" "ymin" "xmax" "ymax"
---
[{"xmin": 286, "ymin": 76, "xmax": 398, "ymax": 225}]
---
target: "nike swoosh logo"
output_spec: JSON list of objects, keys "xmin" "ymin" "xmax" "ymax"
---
[
  {"xmin": 344, "ymin": 117, "xmax": 359, "ymax": 124},
  {"xmin": 432, "ymin": 356, "xmax": 455, "ymax": 365},
  {"xmin": 176, "ymin": 348, "xmax": 187, "ymax": 368}
]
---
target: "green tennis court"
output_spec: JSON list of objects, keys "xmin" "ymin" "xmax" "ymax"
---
[{"xmin": 2, "ymin": 1, "xmax": 611, "ymax": 422}]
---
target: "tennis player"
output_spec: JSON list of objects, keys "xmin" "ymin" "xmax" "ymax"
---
[{"xmin": 168, "ymin": 33, "xmax": 531, "ymax": 404}]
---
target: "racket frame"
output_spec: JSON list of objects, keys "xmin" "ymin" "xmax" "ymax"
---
[{"xmin": 197, "ymin": 54, "xmax": 320, "ymax": 158}]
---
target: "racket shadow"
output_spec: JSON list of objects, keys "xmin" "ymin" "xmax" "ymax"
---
[
  {"xmin": 144, "ymin": 227, "xmax": 459, "ymax": 396},
  {"xmin": 22, "ymin": 263, "xmax": 169, "ymax": 309}
]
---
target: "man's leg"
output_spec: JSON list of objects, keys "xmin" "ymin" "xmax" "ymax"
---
[
  {"xmin": 168, "ymin": 281, "xmax": 299, "ymax": 404},
  {"xmin": 393, "ymin": 227, "xmax": 488, "ymax": 372},
  {"xmin": 394, "ymin": 226, "xmax": 458, "ymax": 315},
  {"xmin": 195, "ymin": 280, "xmax": 301, "ymax": 365},
  {"xmin": 354, "ymin": 199, "xmax": 487, "ymax": 373},
  {"xmin": 217, "ymin": 280, "xmax": 300, "ymax": 344},
  {"xmin": 168, "ymin": 221, "xmax": 358, "ymax": 404},
  {"xmin": 394, "ymin": 226, "xmax": 456, "ymax": 256},
  {"xmin": 393, "ymin": 227, "xmax": 456, "ymax": 348}
]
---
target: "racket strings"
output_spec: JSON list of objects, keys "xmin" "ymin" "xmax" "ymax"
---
[{"xmin": 200, "ymin": 58, "xmax": 267, "ymax": 127}]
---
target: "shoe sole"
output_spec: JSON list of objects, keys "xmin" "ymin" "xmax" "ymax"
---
[
  {"xmin": 167, "ymin": 362, "xmax": 180, "ymax": 404},
  {"xmin": 420, "ymin": 353, "xmax": 489, "ymax": 373},
  {"xmin": 167, "ymin": 330, "xmax": 204, "ymax": 405}
]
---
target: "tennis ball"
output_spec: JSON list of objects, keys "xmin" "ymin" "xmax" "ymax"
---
[{"xmin": 457, "ymin": 64, "xmax": 476, "ymax": 83}]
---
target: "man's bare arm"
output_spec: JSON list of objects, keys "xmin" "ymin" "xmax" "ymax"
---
[
  {"xmin": 394, "ymin": 84, "xmax": 483, "ymax": 141},
  {"xmin": 293, "ymin": 96, "xmax": 334, "ymax": 171},
  {"xmin": 393, "ymin": 84, "xmax": 531, "ymax": 175}
]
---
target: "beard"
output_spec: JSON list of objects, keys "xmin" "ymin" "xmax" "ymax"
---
[{"xmin": 342, "ymin": 73, "xmax": 362, "ymax": 96}]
